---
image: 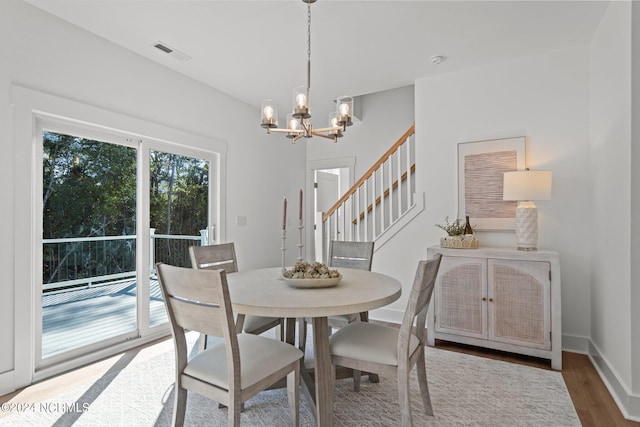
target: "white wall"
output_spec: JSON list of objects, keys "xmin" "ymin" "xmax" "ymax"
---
[
  {"xmin": 631, "ymin": 1, "xmax": 640, "ymax": 404},
  {"xmin": 589, "ymin": 0, "xmax": 632, "ymax": 391},
  {"xmin": 0, "ymin": 17, "xmax": 15, "ymax": 390},
  {"xmin": 414, "ymin": 47, "xmax": 592, "ymax": 341},
  {"xmin": 590, "ymin": 1, "xmax": 639, "ymax": 419},
  {"xmin": 0, "ymin": 0, "xmax": 305, "ymax": 389}
]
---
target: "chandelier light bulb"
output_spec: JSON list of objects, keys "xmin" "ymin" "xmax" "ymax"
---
[
  {"xmin": 289, "ymin": 117, "xmax": 300, "ymax": 129},
  {"xmin": 328, "ymin": 111, "xmax": 343, "ymax": 139},
  {"xmin": 339, "ymin": 103, "xmax": 350, "ymax": 115},
  {"xmin": 260, "ymin": 99, "xmax": 278, "ymax": 128},
  {"xmin": 296, "ymin": 93, "xmax": 307, "ymax": 108}
]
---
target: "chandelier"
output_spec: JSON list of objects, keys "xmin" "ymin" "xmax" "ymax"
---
[{"xmin": 260, "ymin": 0, "xmax": 353, "ymax": 143}]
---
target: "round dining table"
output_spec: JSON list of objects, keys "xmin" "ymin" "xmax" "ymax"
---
[{"xmin": 226, "ymin": 266, "xmax": 402, "ymax": 427}]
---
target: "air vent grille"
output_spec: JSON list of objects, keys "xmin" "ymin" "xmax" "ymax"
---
[
  {"xmin": 153, "ymin": 41, "xmax": 191, "ymax": 62},
  {"xmin": 154, "ymin": 43, "xmax": 173, "ymax": 54}
]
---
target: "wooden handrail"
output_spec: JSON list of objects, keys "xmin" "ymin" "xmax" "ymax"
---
[
  {"xmin": 322, "ymin": 124, "xmax": 415, "ymax": 223},
  {"xmin": 352, "ymin": 163, "xmax": 415, "ymax": 224}
]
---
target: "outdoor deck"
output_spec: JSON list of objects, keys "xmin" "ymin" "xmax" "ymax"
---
[{"xmin": 42, "ymin": 279, "xmax": 167, "ymax": 359}]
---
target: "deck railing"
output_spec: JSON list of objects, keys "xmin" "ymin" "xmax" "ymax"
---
[{"xmin": 42, "ymin": 229, "xmax": 207, "ymax": 293}]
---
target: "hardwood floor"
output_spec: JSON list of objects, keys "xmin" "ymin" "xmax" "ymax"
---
[{"xmin": 1, "ymin": 332, "xmax": 638, "ymax": 426}]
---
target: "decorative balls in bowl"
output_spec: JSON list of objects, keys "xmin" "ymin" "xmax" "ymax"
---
[{"xmin": 282, "ymin": 261, "xmax": 341, "ymax": 288}]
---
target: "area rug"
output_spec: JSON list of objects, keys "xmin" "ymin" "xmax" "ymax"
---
[{"xmin": 0, "ymin": 335, "xmax": 580, "ymax": 426}]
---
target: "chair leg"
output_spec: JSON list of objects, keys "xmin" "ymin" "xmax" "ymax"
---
[
  {"xmin": 398, "ymin": 370, "xmax": 413, "ymax": 427},
  {"xmin": 416, "ymin": 349, "xmax": 433, "ymax": 416},
  {"xmin": 218, "ymin": 402, "xmax": 244, "ymax": 411},
  {"xmin": 172, "ymin": 384, "xmax": 187, "ymax": 427},
  {"xmin": 279, "ymin": 319, "xmax": 286, "ymax": 342},
  {"xmin": 228, "ymin": 399, "xmax": 242, "ymax": 427},
  {"xmin": 298, "ymin": 318, "xmax": 307, "ymax": 353},
  {"xmin": 353, "ymin": 369, "xmax": 361, "ymax": 392},
  {"xmin": 287, "ymin": 364, "xmax": 300, "ymax": 427},
  {"xmin": 356, "ymin": 313, "xmax": 380, "ymax": 384}
]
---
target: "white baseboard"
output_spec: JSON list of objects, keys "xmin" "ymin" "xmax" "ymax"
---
[
  {"xmin": 561, "ymin": 333, "xmax": 590, "ymax": 354},
  {"xmin": 587, "ymin": 340, "xmax": 640, "ymax": 421}
]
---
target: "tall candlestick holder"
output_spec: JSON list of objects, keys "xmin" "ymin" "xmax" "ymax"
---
[
  {"xmin": 297, "ymin": 218, "xmax": 304, "ymax": 262},
  {"xmin": 281, "ymin": 228, "xmax": 287, "ymax": 275}
]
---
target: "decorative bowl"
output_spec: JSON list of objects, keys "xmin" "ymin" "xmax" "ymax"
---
[{"xmin": 282, "ymin": 274, "xmax": 342, "ymax": 289}]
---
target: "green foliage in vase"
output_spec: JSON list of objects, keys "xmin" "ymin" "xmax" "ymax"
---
[{"xmin": 435, "ymin": 216, "xmax": 466, "ymax": 236}]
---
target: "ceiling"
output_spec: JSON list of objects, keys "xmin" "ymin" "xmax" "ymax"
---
[{"xmin": 24, "ymin": 0, "xmax": 609, "ymax": 121}]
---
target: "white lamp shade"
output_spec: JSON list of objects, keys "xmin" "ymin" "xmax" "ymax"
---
[{"xmin": 503, "ymin": 170, "xmax": 552, "ymax": 201}]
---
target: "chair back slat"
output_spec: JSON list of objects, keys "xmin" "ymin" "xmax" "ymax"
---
[
  {"xmin": 328, "ymin": 241, "xmax": 374, "ymax": 271},
  {"xmin": 190, "ymin": 243, "xmax": 238, "ymax": 273},
  {"xmin": 157, "ymin": 263, "xmax": 236, "ymax": 341},
  {"xmin": 398, "ymin": 254, "xmax": 442, "ymax": 357},
  {"xmin": 168, "ymin": 296, "xmax": 227, "ymax": 338}
]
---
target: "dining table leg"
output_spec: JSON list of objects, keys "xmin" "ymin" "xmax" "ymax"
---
[{"xmin": 312, "ymin": 316, "xmax": 333, "ymax": 427}]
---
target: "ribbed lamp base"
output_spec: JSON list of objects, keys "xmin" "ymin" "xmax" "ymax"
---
[{"xmin": 515, "ymin": 201, "xmax": 538, "ymax": 251}]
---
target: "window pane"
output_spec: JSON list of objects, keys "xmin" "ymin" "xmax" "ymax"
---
[
  {"xmin": 42, "ymin": 131, "xmax": 137, "ymax": 358},
  {"xmin": 149, "ymin": 149, "xmax": 209, "ymax": 327}
]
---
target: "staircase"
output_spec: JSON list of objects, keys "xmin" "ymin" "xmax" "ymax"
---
[{"xmin": 316, "ymin": 124, "xmax": 422, "ymax": 262}]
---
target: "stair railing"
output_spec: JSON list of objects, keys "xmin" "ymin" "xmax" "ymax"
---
[{"xmin": 318, "ymin": 124, "xmax": 416, "ymax": 260}]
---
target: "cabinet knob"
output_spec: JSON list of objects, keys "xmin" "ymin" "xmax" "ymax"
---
[
  {"xmin": 489, "ymin": 298, "xmax": 494, "ymax": 302},
  {"xmin": 482, "ymin": 297, "xmax": 487, "ymax": 301}
]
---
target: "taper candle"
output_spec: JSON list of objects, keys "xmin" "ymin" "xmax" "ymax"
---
[
  {"xmin": 282, "ymin": 197, "xmax": 287, "ymax": 230},
  {"xmin": 299, "ymin": 189, "xmax": 303, "ymax": 220}
]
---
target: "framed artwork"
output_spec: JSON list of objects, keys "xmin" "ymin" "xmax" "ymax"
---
[{"xmin": 458, "ymin": 136, "xmax": 525, "ymax": 231}]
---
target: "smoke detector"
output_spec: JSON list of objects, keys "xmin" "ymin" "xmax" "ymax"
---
[{"xmin": 429, "ymin": 55, "xmax": 445, "ymax": 65}]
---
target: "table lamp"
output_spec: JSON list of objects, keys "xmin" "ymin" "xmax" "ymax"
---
[{"xmin": 503, "ymin": 170, "xmax": 552, "ymax": 251}]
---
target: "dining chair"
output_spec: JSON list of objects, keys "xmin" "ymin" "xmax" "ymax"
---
[
  {"xmin": 328, "ymin": 254, "xmax": 442, "ymax": 427},
  {"xmin": 326, "ymin": 240, "xmax": 375, "ymax": 324},
  {"xmin": 298, "ymin": 240, "xmax": 375, "ymax": 351},
  {"xmin": 298, "ymin": 240, "xmax": 376, "ymax": 388},
  {"xmin": 156, "ymin": 263, "xmax": 302, "ymax": 427},
  {"xmin": 190, "ymin": 243, "xmax": 285, "ymax": 351}
]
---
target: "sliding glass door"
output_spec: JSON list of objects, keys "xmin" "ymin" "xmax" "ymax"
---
[{"xmin": 37, "ymin": 119, "xmax": 216, "ymax": 369}]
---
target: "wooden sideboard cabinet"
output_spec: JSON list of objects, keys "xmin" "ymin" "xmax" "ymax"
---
[{"xmin": 426, "ymin": 246, "xmax": 562, "ymax": 369}]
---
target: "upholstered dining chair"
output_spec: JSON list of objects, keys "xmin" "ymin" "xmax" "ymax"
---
[
  {"xmin": 156, "ymin": 263, "xmax": 302, "ymax": 427},
  {"xmin": 298, "ymin": 240, "xmax": 375, "ymax": 353},
  {"xmin": 328, "ymin": 254, "xmax": 442, "ymax": 427},
  {"xmin": 190, "ymin": 243, "xmax": 284, "ymax": 351}
]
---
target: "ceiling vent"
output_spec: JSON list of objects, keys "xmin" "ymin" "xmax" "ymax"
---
[{"xmin": 153, "ymin": 41, "xmax": 191, "ymax": 62}]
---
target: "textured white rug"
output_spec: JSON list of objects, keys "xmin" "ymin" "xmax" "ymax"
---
[{"xmin": 1, "ymin": 335, "xmax": 580, "ymax": 426}]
